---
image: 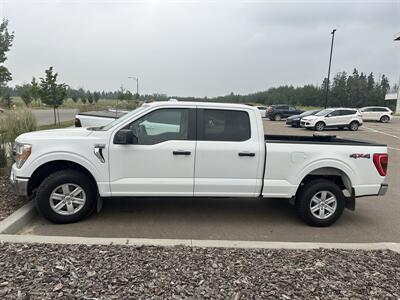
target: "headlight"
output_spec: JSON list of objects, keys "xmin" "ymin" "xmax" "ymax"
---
[{"xmin": 14, "ymin": 143, "xmax": 32, "ymax": 168}]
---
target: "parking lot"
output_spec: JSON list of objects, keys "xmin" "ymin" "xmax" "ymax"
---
[{"xmin": 18, "ymin": 118, "xmax": 400, "ymax": 243}]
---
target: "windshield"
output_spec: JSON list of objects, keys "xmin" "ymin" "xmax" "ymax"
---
[
  {"xmin": 100, "ymin": 106, "xmax": 148, "ymax": 130},
  {"xmin": 315, "ymin": 109, "xmax": 334, "ymax": 116}
]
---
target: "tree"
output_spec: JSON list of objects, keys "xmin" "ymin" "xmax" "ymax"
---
[
  {"xmin": 39, "ymin": 67, "xmax": 67, "ymax": 124},
  {"xmin": 71, "ymin": 93, "xmax": 79, "ymax": 103},
  {"xmin": 21, "ymin": 88, "xmax": 32, "ymax": 106},
  {"xmin": 93, "ymin": 91, "xmax": 100, "ymax": 103},
  {"xmin": 87, "ymin": 91, "xmax": 93, "ymax": 104},
  {"xmin": 30, "ymin": 77, "xmax": 41, "ymax": 105},
  {"xmin": 3, "ymin": 91, "xmax": 12, "ymax": 108},
  {"xmin": 0, "ymin": 19, "xmax": 14, "ymax": 88}
]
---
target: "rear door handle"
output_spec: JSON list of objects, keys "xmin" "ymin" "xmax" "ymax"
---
[
  {"xmin": 238, "ymin": 152, "xmax": 255, "ymax": 157},
  {"xmin": 173, "ymin": 150, "xmax": 191, "ymax": 156}
]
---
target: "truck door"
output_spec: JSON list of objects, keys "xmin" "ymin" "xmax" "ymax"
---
[
  {"xmin": 109, "ymin": 107, "xmax": 196, "ymax": 196},
  {"xmin": 194, "ymin": 108, "xmax": 262, "ymax": 197}
]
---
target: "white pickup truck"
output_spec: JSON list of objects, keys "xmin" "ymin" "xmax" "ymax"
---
[{"xmin": 11, "ymin": 101, "xmax": 388, "ymax": 226}]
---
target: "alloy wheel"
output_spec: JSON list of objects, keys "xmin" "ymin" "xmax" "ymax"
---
[
  {"xmin": 309, "ymin": 190, "xmax": 337, "ymax": 220},
  {"xmin": 49, "ymin": 183, "xmax": 87, "ymax": 216}
]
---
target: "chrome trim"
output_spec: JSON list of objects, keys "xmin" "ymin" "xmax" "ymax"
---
[
  {"xmin": 94, "ymin": 144, "xmax": 106, "ymax": 163},
  {"xmin": 378, "ymin": 184, "xmax": 388, "ymax": 196},
  {"xmin": 10, "ymin": 175, "xmax": 29, "ymax": 196}
]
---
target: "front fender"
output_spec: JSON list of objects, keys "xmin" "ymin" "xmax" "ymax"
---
[{"xmin": 25, "ymin": 151, "xmax": 106, "ymax": 183}]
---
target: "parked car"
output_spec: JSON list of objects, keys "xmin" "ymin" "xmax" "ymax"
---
[
  {"xmin": 286, "ymin": 110, "xmax": 320, "ymax": 127},
  {"xmin": 265, "ymin": 105, "xmax": 303, "ymax": 121},
  {"xmin": 300, "ymin": 108, "xmax": 363, "ymax": 131},
  {"xmin": 11, "ymin": 101, "xmax": 388, "ymax": 227},
  {"xmin": 360, "ymin": 106, "xmax": 392, "ymax": 123},
  {"xmin": 255, "ymin": 106, "xmax": 267, "ymax": 117}
]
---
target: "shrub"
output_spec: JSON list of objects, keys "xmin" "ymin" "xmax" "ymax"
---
[{"xmin": 0, "ymin": 109, "xmax": 37, "ymax": 160}]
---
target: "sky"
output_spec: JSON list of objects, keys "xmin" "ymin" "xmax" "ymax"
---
[{"xmin": 2, "ymin": 0, "xmax": 400, "ymax": 97}]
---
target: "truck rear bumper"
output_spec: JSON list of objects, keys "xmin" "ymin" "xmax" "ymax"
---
[{"xmin": 378, "ymin": 183, "xmax": 388, "ymax": 196}]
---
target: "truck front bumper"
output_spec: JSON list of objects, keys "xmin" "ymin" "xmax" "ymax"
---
[{"xmin": 10, "ymin": 169, "xmax": 29, "ymax": 197}]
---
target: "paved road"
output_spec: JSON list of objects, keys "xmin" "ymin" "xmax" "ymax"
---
[
  {"xmin": 32, "ymin": 109, "xmax": 77, "ymax": 126},
  {"xmin": 20, "ymin": 118, "xmax": 400, "ymax": 243}
]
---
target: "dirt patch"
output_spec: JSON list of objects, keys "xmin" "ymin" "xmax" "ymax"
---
[
  {"xmin": 0, "ymin": 243, "xmax": 399, "ymax": 299},
  {"xmin": 0, "ymin": 174, "xmax": 28, "ymax": 222}
]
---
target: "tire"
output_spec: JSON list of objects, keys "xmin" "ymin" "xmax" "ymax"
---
[
  {"xmin": 296, "ymin": 179, "xmax": 345, "ymax": 227},
  {"xmin": 349, "ymin": 121, "xmax": 359, "ymax": 131},
  {"xmin": 380, "ymin": 115, "xmax": 389, "ymax": 123},
  {"xmin": 274, "ymin": 114, "xmax": 282, "ymax": 121},
  {"xmin": 314, "ymin": 122, "xmax": 325, "ymax": 131},
  {"xmin": 36, "ymin": 170, "xmax": 96, "ymax": 224}
]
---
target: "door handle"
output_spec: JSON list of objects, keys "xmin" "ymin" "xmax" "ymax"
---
[
  {"xmin": 173, "ymin": 150, "xmax": 191, "ymax": 156},
  {"xmin": 238, "ymin": 152, "xmax": 255, "ymax": 157}
]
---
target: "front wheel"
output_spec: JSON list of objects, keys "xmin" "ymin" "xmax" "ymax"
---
[
  {"xmin": 296, "ymin": 179, "xmax": 345, "ymax": 227},
  {"xmin": 36, "ymin": 170, "xmax": 96, "ymax": 224},
  {"xmin": 314, "ymin": 122, "xmax": 325, "ymax": 131},
  {"xmin": 274, "ymin": 114, "xmax": 282, "ymax": 121},
  {"xmin": 349, "ymin": 121, "xmax": 359, "ymax": 131}
]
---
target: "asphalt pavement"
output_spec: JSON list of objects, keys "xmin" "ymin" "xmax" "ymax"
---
[{"xmin": 19, "ymin": 118, "xmax": 400, "ymax": 243}]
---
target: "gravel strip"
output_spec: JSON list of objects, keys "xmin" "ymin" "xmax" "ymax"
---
[
  {"xmin": 0, "ymin": 174, "xmax": 28, "ymax": 222},
  {"xmin": 0, "ymin": 243, "xmax": 399, "ymax": 299}
]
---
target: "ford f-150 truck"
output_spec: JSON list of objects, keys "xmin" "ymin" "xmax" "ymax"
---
[{"xmin": 11, "ymin": 101, "xmax": 388, "ymax": 226}]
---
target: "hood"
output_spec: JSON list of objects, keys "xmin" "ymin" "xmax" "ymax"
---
[
  {"xmin": 16, "ymin": 127, "xmax": 93, "ymax": 143},
  {"xmin": 301, "ymin": 115, "xmax": 319, "ymax": 121},
  {"xmin": 287, "ymin": 114, "xmax": 301, "ymax": 120}
]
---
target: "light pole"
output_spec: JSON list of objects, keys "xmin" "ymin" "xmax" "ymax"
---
[
  {"xmin": 128, "ymin": 76, "xmax": 139, "ymax": 100},
  {"xmin": 324, "ymin": 29, "xmax": 336, "ymax": 109},
  {"xmin": 394, "ymin": 33, "xmax": 400, "ymax": 114}
]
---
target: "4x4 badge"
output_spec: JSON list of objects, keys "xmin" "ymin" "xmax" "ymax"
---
[{"xmin": 349, "ymin": 153, "xmax": 370, "ymax": 159}]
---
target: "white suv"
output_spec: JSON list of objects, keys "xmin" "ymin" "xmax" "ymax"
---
[
  {"xmin": 300, "ymin": 108, "xmax": 363, "ymax": 131},
  {"xmin": 360, "ymin": 106, "xmax": 392, "ymax": 123}
]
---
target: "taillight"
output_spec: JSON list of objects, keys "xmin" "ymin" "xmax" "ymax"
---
[
  {"xmin": 75, "ymin": 118, "xmax": 82, "ymax": 127},
  {"xmin": 373, "ymin": 153, "xmax": 388, "ymax": 176}
]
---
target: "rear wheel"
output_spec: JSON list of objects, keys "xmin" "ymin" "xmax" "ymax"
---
[
  {"xmin": 296, "ymin": 179, "xmax": 345, "ymax": 227},
  {"xmin": 36, "ymin": 170, "xmax": 96, "ymax": 224},
  {"xmin": 349, "ymin": 121, "xmax": 359, "ymax": 131},
  {"xmin": 380, "ymin": 115, "xmax": 389, "ymax": 123},
  {"xmin": 274, "ymin": 114, "xmax": 282, "ymax": 121},
  {"xmin": 314, "ymin": 122, "xmax": 325, "ymax": 131}
]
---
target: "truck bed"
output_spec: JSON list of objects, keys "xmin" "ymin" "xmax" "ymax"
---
[
  {"xmin": 265, "ymin": 134, "xmax": 386, "ymax": 147},
  {"xmin": 78, "ymin": 110, "xmax": 127, "ymax": 119}
]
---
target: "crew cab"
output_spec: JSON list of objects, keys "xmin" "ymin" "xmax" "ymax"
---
[{"xmin": 11, "ymin": 101, "xmax": 388, "ymax": 227}]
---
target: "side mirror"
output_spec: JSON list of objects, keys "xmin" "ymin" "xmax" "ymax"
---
[
  {"xmin": 326, "ymin": 114, "xmax": 332, "ymax": 118},
  {"xmin": 114, "ymin": 129, "xmax": 138, "ymax": 145}
]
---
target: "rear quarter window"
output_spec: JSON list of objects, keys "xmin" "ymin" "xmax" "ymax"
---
[{"xmin": 199, "ymin": 109, "xmax": 251, "ymax": 142}]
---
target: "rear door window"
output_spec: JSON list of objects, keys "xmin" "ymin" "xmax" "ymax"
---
[{"xmin": 198, "ymin": 109, "xmax": 251, "ymax": 142}]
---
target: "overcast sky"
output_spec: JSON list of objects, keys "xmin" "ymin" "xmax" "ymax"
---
[{"xmin": 2, "ymin": 0, "xmax": 400, "ymax": 97}]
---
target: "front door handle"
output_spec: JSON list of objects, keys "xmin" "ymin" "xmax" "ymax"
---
[
  {"xmin": 173, "ymin": 150, "xmax": 191, "ymax": 156},
  {"xmin": 238, "ymin": 152, "xmax": 255, "ymax": 157}
]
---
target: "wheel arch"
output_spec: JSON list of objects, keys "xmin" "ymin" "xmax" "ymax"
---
[
  {"xmin": 27, "ymin": 160, "xmax": 99, "ymax": 197},
  {"xmin": 295, "ymin": 166, "xmax": 353, "ymax": 198}
]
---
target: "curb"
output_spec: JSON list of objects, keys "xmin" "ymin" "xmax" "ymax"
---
[
  {"xmin": 0, "ymin": 201, "xmax": 36, "ymax": 234},
  {"xmin": 0, "ymin": 233, "xmax": 399, "ymax": 253},
  {"xmin": 0, "ymin": 201, "xmax": 399, "ymax": 253}
]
